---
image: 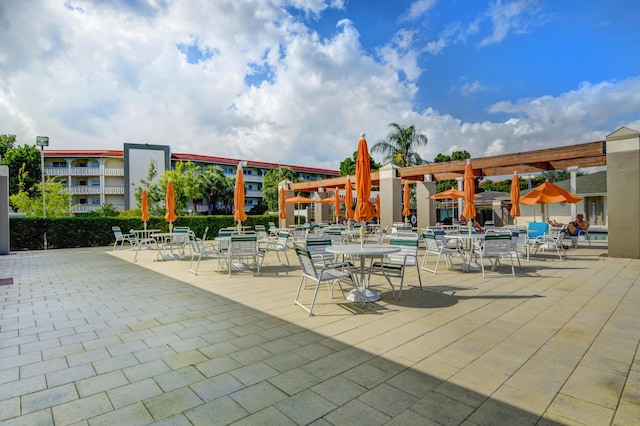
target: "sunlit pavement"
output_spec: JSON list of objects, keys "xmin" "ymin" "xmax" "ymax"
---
[{"xmin": 1, "ymin": 239, "xmax": 638, "ymax": 425}]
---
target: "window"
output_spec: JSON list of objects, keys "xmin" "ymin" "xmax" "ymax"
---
[
  {"xmin": 78, "ymin": 161, "xmax": 87, "ymax": 167},
  {"xmin": 243, "ymin": 169, "xmax": 252, "ymax": 175},
  {"xmin": 91, "ymin": 179, "xmax": 100, "ymax": 186},
  {"xmin": 79, "ymin": 180, "xmax": 87, "ymax": 186},
  {"xmin": 90, "ymin": 161, "xmax": 99, "ymax": 167},
  {"xmin": 52, "ymin": 161, "xmax": 67, "ymax": 168},
  {"xmin": 91, "ymin": 198, "xmax": 100, "ymax": 205},
  {"xmin": 79, "ymin": 198, "xmax": 87, "ymax": 205}
]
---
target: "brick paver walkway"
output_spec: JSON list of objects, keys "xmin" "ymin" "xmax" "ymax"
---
[{"xmin": 1, "ymin": 241, "xmax": 639, "ymax": 425}]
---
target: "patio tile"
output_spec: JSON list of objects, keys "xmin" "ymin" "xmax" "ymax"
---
[
  {"xmin": 185, "ymin": 396, "xmax": 249, "ymax": 425},
  {"xmin": 190, "ymin": 373, "xmax": 245, "ymax": 402},
  {"xmin": 46, "ymin": 363, "xmax": 97, "ymax": 388},
  {"xmin": 143, "ymin": 387, "xmax": 203, "ymax": 421},
  {"xmin": 21, "ymin": 383, "xmax": 78, "ymax": 414},
  {"xmin": 230, "ymin": 406, "xmax": 296, "ymax": 426},
  {"xmin": 76, "ymin": 371, "xmax": 129, "ymax": 398},
  {"xmin": 87, "ymin": 402, "xmax": 154, "ymax": 426},
  {"xmin": 51, "ymin": 392, "xmax": 113, "ymax": 424},
  {"xmin": 154, "ymin": 366, "xmax": 206, "ymax": 392},
  {"xmin": 230, "ymin": 381, "xmax": 288, "ymax": 413},
  {"xmin": 323, "ymin": 398, "xmax": 390, "ymax": 425},
  {"xmin": 107, "ymin": 378, "xmax": 163, "ymax": 409},
  {"xmin": 275, "ymin": 389, "xmax": 336, "ymax": 424},
  {"xmin": 122, "ymin": 359, "xmax": 172, "ymax": 382}
]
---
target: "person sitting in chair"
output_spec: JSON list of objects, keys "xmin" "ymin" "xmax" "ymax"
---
[{"xmin": 567, "ymin": 214, "xmax": 588, "ymax": 236}]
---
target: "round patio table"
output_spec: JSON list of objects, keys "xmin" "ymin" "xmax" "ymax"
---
[{"xmin": 325, "ymin": 244, "xmax": 400, "ymax": 303}]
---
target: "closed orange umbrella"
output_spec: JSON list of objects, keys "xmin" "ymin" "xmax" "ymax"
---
[
  {"xmin": 375, "ymin": 194, "xmax": 381, "ymax": 220},
  {"xmin": 402, "ymin": 181, "xmax": 411, "ymax": 221},
  {"xmin": 510, "ymin": 171, "xmax": 521, "ymax": 219},
  {"xmin": 333, "ymin": 190, "xmax": 340, "ymax": 222},
  {"xmin": 141, "ymin": 189, "xmax": 149, "ymax": 230},
  {"xmin": 344, "ymin": 177, "xmax": 354, "ymax": 220},
  {"xmin": 462, "ymin": 159, "xmax": 476, "ymax": 220},
  {"xmin": 233, "ymin": 164, "xmax": 247, "ymax": 224},
  {"xmin": 164, "ymin": 179, "xmax": 177, "ymax": 232},
  {"xmin": 354, "ymin": 133, "xmax": 375, "ymax": 223},
  {"xmin": 279, "ymin": 187, "xmax": 286, "ymax": 219}
]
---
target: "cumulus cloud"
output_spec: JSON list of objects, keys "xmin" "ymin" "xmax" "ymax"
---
[{"xmin": 0, "ymin": 0, "xmax": 638, "ymax": 173}]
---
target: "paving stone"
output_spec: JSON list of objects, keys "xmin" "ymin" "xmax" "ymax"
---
[
  {"xmin": 76, "ymin": 371, "xmax": 129, "ymax": 398},
  {"xmin": 51, "ymin": 392, "xmax": 113, "ymax": 424},
  {"xmin": 21, "ymin": 383, "xmax": 79, "ymax": 414},
  {"xmin": 107, "ymin": 378, "xmax": 163, "ymax": 409},
  {"xmin": 86, "ymin": 401, "xmax": 154, "ymax": 425},
  {"xmin": 190, "ymin": 373, "xmax": 245, "ymax": 402},
  {"xmin": 46, "ymin": 363, "xmax": 97, "ymax": 388},
  {"xmin": 143, "ymin": 387, "xmax": 203, "ymax": 421},
  {"xmin": 122, "ymin": 359, "xmax": 172, "ymax": 382},
  {"xmin": 154, "ymin": 366, "xmax": 206, "ymax": 392},
  {"xmin": 185, "ymin": 395, "xmax": 249, "ymax": 425},
  {"xmin": 230, "ymin": 381, "xmax": 288, "ymax": 413}
]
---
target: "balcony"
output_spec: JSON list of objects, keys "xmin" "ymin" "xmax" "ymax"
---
[
  {"xmin": 103, "ymin": 186, "xmax": 125, "ymax": 195},
  {"xmin": 69, "ymin": 186, "xmax": 101, "ymax": 195},
  {"xmin": 44, "ymin": 166, "xmax": 124, "ymax": 177},
  {"xmin": 245, "ymin": 190, "xmax": 263, "ymax": 198},
  {"xmin": 73, "ymin": 204, "xmax": 125, "ymax": 213}
]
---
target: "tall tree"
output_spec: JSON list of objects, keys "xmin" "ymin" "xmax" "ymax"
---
[
  {"xmin": 194, "ymin": 165, "xmax": 234, "ymax": 214},
  {"xmin": 371, "ymin": 123, "xmax": 428, "ymax": 167},
  {"xmin": 433, "ymin": 150, "xmax": 471, "ymax": 192},
  {"xmin": 262, "ymin": 166, "xmax": 301, "ymax": 211},
  {"xmin": 2, "ymin": 143, "xmax": 42, "ymax": 197},
  {"xmin": 339, "ymin": 151, "xmax": 382, "ymax": 176}
]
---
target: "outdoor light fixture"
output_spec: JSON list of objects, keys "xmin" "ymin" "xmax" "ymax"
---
[{"xmin": 36, "ymin": 136, "xmax": 49, "ymax": 249}]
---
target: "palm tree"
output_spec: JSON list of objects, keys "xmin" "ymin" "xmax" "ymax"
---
[
  {"xmin": 195, "ymin": 165, "xmax": 234, "ymax": 214},
  {"xmin": 371, "ymin": 123, "xmax": 428, "ymax": 167}
]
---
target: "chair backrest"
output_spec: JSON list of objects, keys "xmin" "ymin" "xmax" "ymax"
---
[
  {"xmin": 421, "ymin": 230, "xmax": 442, "ymax": 252},
  {"xmin": 112, "ymin": 226, "xmax": 124, "ymax": 241},
  {"xmin": 482, "ymin": 233, "xmax": 513, "ymax": 256},
  {"xmin": 295, "ymin": 246, "xmax": 320, "ymax": 277},
  {"xmin": 201, "ymin": 227, "xmax": 209, "ymax": 241},
  {"xmin": 388, "ymin": 238, "xmax": 419, "ymax": 265},
  {"xmin": 229, "ymin": 234, "xmax": 258, "ymax": 255},
  {"xmin": 528, "ymin": 222, "xmax": 549, "ymax": 238},
  {"xmin": 325, "ymin": 229, "xmax": 344, "ymax": 245},
  {"xmin": 305, "ymin": 237, "xmax": 332, "ymax": 258}
]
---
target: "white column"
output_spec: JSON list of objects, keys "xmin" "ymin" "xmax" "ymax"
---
[
  {"xmin": 456, "ymin": 177, "xmax": 464, "ymax": 220},
  {"xmin": 567, "ymin": 166, "xmax": 579, "ymax": 219}
]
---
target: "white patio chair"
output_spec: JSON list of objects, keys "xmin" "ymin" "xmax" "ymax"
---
[
  {"xmin": 112, "ymin": 226, "xmax": 135, "ymax": 249},
  {"xmin": 258, "ymin": 230, "xmax": 290, "ymax": 267},
  {"xmin": 228, "ymin": 234, "xmax": 260, "ymax": 277},
  {"xmin": 368, "ymin": 238, "xmax": 422, "ymax": 299},
  {"xmin": 305, "ymin": 236, "xmax": 334, "ymax": 266},
  {"xmin": 531, "ymin": 226, "xmax": 567, "ymax": 260},
  {"xmin": 473, "ymin": 231, "xmax": 516, "ymax": 278},
  {"xmin": 188, "ymin": 228, "xmax": 219, "ymax": 275},
  {"xmin": 293, "ymin": 246, "xmax": 358, "ymax": 316},
  {"xmin": 420, "ymin": 230, "xmax": 460, "ymax": 274}
]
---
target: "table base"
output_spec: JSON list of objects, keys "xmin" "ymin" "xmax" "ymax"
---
[{"xmin": 346, "ymin": 288, "xmax": 380, "ymax": 303}]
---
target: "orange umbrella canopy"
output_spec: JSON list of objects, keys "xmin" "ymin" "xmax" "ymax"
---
[
  {"xmin": 141, "ymin": 189, "xmax": 150, "ymax": 223},
  {"xmin": 285, "ymin": 195, "xmax": 315, "ymax": 204},
  {"xmin": 279, "ymin": 187, "xmax": 286, "ymax": 219},
  {"xmin": 354, "ymin": 133, "xmax": 376, "ymax": 222},
  {"xmin": 510, "ymin": 171, "xmax": 521, "ymax": 217},
  {"xmin": 519, "ymin": 181, "xmax": 583, "ymax": 205},
  {"xmin": 375, "ymin": 194, "xmax": 381, "ymax": 219},
  {"xmin": 429, "ymin": 188, "xmax": 465, "ymax": 199},
  {"xmin": 344, "ymin": 177, "xmax": 354, "ymax": 219},
  {"xmin": 233, "ymin": 165, "xmax": 247, "ymax": 223},
  {"xmin": 462, "ymin": 159, "xmax": 476, "ymax": 219},
  {"xmin": 402, "ymin": 181, "xmax": 411, "ymax": 218},
  {"xmin": 164, "ymin": 179, "xmax": 177, "ymax": 229}
]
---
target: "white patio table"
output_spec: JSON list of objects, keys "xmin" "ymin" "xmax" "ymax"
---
[
  {"xmin": 325, "ymin": 244, "xmax": 400, "ymax": 303},
  {"xmin": 444, "ymin": 233, "xmax": 485, "ymax": 271}
]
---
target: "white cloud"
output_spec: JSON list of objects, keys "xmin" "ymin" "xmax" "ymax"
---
[
  {"xmin": 0, "ymin": 0, "xmax": 638, "ymax": 174},
  {"xmin": 403, "ymin": 0, "xmax": 437, "ymax": 22},
  {"xmin": 479, "ymin": 0, "xmax": 545, "ymax": 46},
  {"xmin": 459, "ymin": 80, "xmax": 486, "ymax": 96}
]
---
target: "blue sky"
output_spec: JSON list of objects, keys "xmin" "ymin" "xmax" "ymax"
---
[{"xmin": 1, "ymin": 0, "xmax": 639, "ymax": 171}]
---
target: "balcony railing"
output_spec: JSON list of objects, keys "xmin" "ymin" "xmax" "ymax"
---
[
  {"xmin": 44, "ymin": 166, "xmax": 124, "ymax": 177},
  {"xmin": 245, "ymin": 190, "xmax": 263, "ymax": 197},
  {"xmin": 69, "ymin": 186, "xmax": 101, "ymax": 195},
  {"xmin": 103, "ymin": 186, "xmax": 125, "ymax": 194},
  {"xmin": 73, "ymin": 204, "xmax": 125, "ymax": 213}
]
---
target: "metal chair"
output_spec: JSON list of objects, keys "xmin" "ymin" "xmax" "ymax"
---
[
  {"xmin": 228, "ymin": 234, "xmax": 259, "ymax": 277},
  {"xmin": 188, "ymin": 228, "xmax": 219, "ymax": 275},
  {"xmin": 258, "ymin": 231, "xmax": 290, "ymax": 267},
  {"xmin": 475, "ymin": 231, "xmax": 516, "ymax": 277},
  {"xmin": 368, "ymin": 238, "xmax": 422, "ymax": 299},
  {"xmin": 293, "ymin": 246, "xmax": 358, "ymax": 316},
  {"xmin": 112, "ymin": 226, "xmax": 135, "ymax": 249},
  {"xmin": 420, "ymin": 230, "xmax": 460, "ymax": 274}
]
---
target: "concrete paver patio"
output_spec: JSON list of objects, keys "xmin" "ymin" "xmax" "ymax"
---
[{"xmin": 0, "ymin": 239, "xmax": 639, "ymax": 425}]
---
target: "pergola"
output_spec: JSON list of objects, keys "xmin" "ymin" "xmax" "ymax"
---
[{"xmin": 289, "ymin": 140, "xmax": 606, "ymax": 191}]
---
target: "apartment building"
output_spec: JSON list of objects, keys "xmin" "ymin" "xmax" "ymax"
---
[{"xmin": 43, "ymin": 143, "xmax": 338, "ymax": 213}]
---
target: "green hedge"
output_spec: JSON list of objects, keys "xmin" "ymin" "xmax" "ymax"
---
[{"xmin": 8, "ymin": 214, "xmax": 296, "ymax": 251}]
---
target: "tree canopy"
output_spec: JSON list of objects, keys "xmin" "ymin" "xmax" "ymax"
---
[
  {"xmin": 339, "ymin": 151, "xmax": 382, "ymax": 176},
  {"xmin": 371, "ymin": 123, "xmax": 428, "ymax": 167},
  {"xmin": 262, "ymin": 166, "xmax": 301, "ymax": 211}
]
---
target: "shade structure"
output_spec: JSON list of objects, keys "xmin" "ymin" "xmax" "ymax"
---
[
  {"xmin": 462, "ymin": 159, "xmax": 476, "ymax": 219},
  {"xmin": 429, "ymin": 188, "xmax": 465, "ymax": 199},
  {"xmin": 519, "ymin": 181, "xmax": 583, "ymax": 205},
  {"xmin": 164, "ymin": 179, "xmax": 177, "ymax": 232},
  {"xmin": 429, "ymin": 188, "xmax": 466, "ymax": 221},
  {"xmin": 402, "ymin": 182, "xmax": 411, "ymax": 220},
  {"xmin": 510, "ymin": 171, "xmax": 521, "ymax": 218},
  {"xmin": 141, "ymin": 189, "xmax": 149, "ymax": 230},
  {"xmin": 344, "ymin": 177, "xmax": 354, "ymax": 220},
  {"xmin": 279, "ymin": 187, "xmax": 286, "ymax": 219},
  {"xmin": 286, "ymin": 195, "xmax": 315, "ymax": 225},
  {"xmin": 519, "ymin": 180, "xmax": 582, "ymax": 221},
  {"xmin": 375, "ymin": 194, "xmax": 381, "ymax": 219},
  {"xmin": 233, "ymin": 165, "xmax": 247, "ymax": 223},
  {"xmin": 354, "ymin": 133, "xmax": 376, "ymax": 223}
]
